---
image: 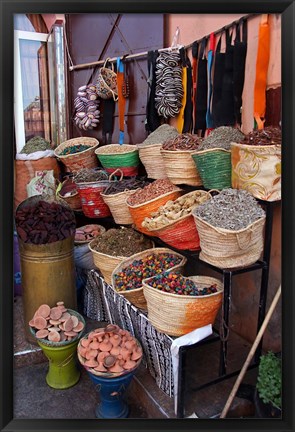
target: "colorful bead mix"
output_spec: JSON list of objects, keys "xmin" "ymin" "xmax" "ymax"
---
[
  {"xmin": 114, "ymin": 253, "xmax": 182, "ymax": 292},
  {"xmin": 148, "ymin": 273, "xmax": 218, "ymax": 296}
]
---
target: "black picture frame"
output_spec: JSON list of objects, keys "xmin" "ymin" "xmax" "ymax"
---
[{"xmin": 1, "ymin": 1, "xmax": 294, "ymax": 431}]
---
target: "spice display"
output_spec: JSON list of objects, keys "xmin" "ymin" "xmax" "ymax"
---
[
  {"xmin": 59, "ymin": 144, "xmax": 92, "ymax": 156},
  {"xmin": 197, "ymin": 126, "xmax": 245, "ymax": 151},
  {"xmin": 240, "ymin": 126, "xmax": 282, "ymax": 146},
  {"xmin": 148, "ymin": 273, "xmax": 218, "ymax": 296},
  {"xmin": 102, "ymin": 178, "xmax": 148, "ymax": 195},
  {"xmin": 77, "ymin": 324, "xmax": 143, "ymax": 373},
  {"xmin": 15, "ymin": 200, "xmax": 76, "ymax": 244},
  {"xmin": 142, "ymin": 191, "xmax": 210, "ymax": 230},
  {"xmin": 193, "ymin": 188, "xmax": 265, "ymax": 230},
  {"xmin": 141, "ymin": 124, "xmax": 179, "ymax": 146},
  {"xmin": 114, "ymin": 253, "xmax": 182, "ymax": 291},
  {"xmin": 162, "ymin": 133, "xmax": 203, "ymax": 151},
  {"xmin": 29, "ymin": 301, "xmax": 85, "ymax": 342},
  {"xmin": 73, "ymin": 168, "xmax": 108, "ymax": 183},
  {"xmin": 127, "ymin": 179, "xmax": 178, "ymax": 206},
  {"xmin": 20, "ymin": 136, "xmax": 51, "ymax": 154},
  {"xmin": 90, "ymin": 227, "xmax": 153, "ymax": 257},
  {"xmin": 73, "ymin": 84, "xmax": 100, "ymax": 130},
  {"xmin": 155, "ymin": 51, "xmax": 183, "ymax": 118},
  {"xmin": 75, "ymin": 224, "xmax": 105, "ymax": 243}
]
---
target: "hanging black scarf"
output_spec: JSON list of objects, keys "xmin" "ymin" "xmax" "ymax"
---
[
  {"xmin": 180, "ymin": 48, "xmax": 193, "ymax": 133},
  {"xmin": 145, "ymin": 50, "xmax": 161, "ymax": 133},
  {"xmin": 194, "ymin": 37, "xmax": 208, "ymax": 135},
  {"xmin": 218, "ymin": 28, "xmax": 235, "ymax": 126},
  {"xmin": 233, "ymin": 18, "xmax": 248, "ymax": 125},
  {"xmin": 211, "ymin": 33, "xmax": 226, "ymax": 128},
  {"xmin": 102, "ymin": 98, "xmax": 116, "ymax": 144}
]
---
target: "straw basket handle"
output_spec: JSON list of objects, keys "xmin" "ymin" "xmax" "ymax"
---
[
  {"xmin": 109, "ymin": 168, "xmax": 124, "ymax": 182},
  {"xmin": 103, "ymin": 57, "xmax": 114, "ymax": 71},
  {"xmin": 236, "ymin": 229, "xmax": 254, "ymax": 250}
]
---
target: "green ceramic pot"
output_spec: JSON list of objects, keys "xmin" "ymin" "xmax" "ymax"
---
[{"xmin": 29, "ymin": 309, "xmax": 85, "ymax": 389}]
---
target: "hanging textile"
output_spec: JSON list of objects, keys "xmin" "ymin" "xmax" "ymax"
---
[
  {"xmin": 102, "ymin": 99, "xmax": 116, "ymax": 144},
  {"xmin": 233, "ymin": 18, "xmax": 248, "ymax": 126},
  {"xmin": 145, "ymin": 50, "xmax": 161, "ymax": 133},
  {"xmin": 218, "ymin": 28, "xmax": 235, "ymax": 126},
  {"xmin": 194, "ymin": 37, "xmax": 208, "ymax": 135},
  {"xmin": 116, "ymin": 57, "xmax": 126, "ymax": 144},
  {"xmin": 211, "ymin": 33, "xmax": 226, "ymax": 128},
  {"xmin": 253, "ymin": 14, "xmax": 270, "ymax": 130},
  {"xmin": 206, "ymin": 33, "xmax": 216, "ymax": 130},
  {"xmin": 176, "ymin": 48, "xmax": 187, "ymax": 133},
  {"xmin": 191, "ymin": 41, "xmax": 199, "ymax": 130},
  {"xmin": 182, "ymin": 49, "xmax": 193, "ymax": 133}
]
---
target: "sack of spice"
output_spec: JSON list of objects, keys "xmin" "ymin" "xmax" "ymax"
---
[
  {"xmin": 231, "ymin": 126, "xmax": 281, "ymax": 201},
  {"xmin": 192, "ymin": 188, "xmax": 266, "ymax": 269}
]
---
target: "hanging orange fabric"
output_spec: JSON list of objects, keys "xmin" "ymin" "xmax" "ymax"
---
[
  {"xmin": 253, "ymin": 14, "xmax": 270, "ymax": 130},
  {"xmin": 176, "ymin": 65, "xmax": 187, "ymax": 133},
  {"xmin": 117, "ymin": 57, "xmax": 126, "ymax": 144}
]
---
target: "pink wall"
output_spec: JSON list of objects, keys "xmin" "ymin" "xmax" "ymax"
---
[{"xmin": 42, "ymin": 14, "xmax": 64, "ymax": 32}]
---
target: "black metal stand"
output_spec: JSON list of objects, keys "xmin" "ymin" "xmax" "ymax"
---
[{"xmin": 176, "ymin": 201, "xmax": 275, "ymax": 418}]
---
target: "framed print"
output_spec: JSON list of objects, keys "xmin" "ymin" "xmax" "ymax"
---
[{"xmin": 1, "ymin": 1, "xmax": 294, "ymax": 431}]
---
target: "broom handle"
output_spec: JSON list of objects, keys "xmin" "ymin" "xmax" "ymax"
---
[{"xmin": 220, "ymin": 285, "xmax": 281, "ymax": 419}]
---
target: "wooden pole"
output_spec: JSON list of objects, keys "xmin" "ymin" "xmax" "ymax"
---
[{"xmin": 220, "ymin": 285, "xmax": 281, "ymax": 419}]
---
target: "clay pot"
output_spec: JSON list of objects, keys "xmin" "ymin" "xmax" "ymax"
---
[
  {"xmin": 123, "ymin": 359, "xmax": 137, "ymax": 370},
  {"xmin": 94, "ymin": 362, "xmax": 108, "ymax": 373},
  {"xmin": 103, "ymin": 355, "xmax": 117, "ymax": 368},
  {"xmin": 110, "ymin": 346, "xmax": 121, "ymax": 356},
  {"xmin": 85, "ymin": 358, "xmax": 98, "ymax": 368},
  {"xmin": 99, "ymin": 336, "xmax": 113, "ymax": 352},
  {"xmin": 110, "ymin": 334, "xmax": 121, "ymax": 347},
  {"xmin": 89, "ymin": 340, "xmax": 100, "ymax": 350},
  {"xmin": 125, "ymin": 339, "xmax": 136, "ymax": 351},
  {"xmin": 131, "ymin": 347, "xmax": 142, "ymax": 361},
  {"xmin": 105, "ymin": 324, "xmax": 120, "ymax": 334},
  {"xmin": 108, "ymin": 360, "xmax": 124, "ymax": 373},
  {"xmin": 97, "ymin": 351, "xmax": 109, "ymax": 362},
  {"xmin": 120, "ymin": 346, "xmax": 131, "ymax": 360}
]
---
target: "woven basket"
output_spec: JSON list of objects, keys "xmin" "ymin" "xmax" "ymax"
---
[
  {"xmin": 88, "ymin": 239, "xmax": 155, "ymax": 285},
  {"xmin": 192, "ymin": 212, "xmax": 266, "ymax": 269},
  {"xmin": 137, "ymin": 143, "xmax": 167, "ymax": 179},
  {"xmin": 111, "ymin": 248, "xmax": 187, "ymax": 310},
  {"xmin": 95, "ymin": 144, "xmax": 140, "ymax": 176},
  {"xmin": 57, "ymin": 177, "xmax": 82, "ymax": 211},
  {"xmin": 54, "ymin": 137, "xmax": 99, "ymax": 172},
  {"xmin": 192, "ymin": 148, "xmax": 231, "ymax": 190},
  {"xmin": 231, "ymin": 142, "xmax": 281, "ymax": 201},
  {"xmin": 160, "ymin": 148, "xmax": 203, "ymax": 186},
  {"xmin": 143, "ymin": 190, "xmax": 211, "ymax": 250},
  {"xmin": 96, "ymin": 59, "xmax": 118, "ymax": 101},
  {"xmin": 126, "ymin": 188, "xmax": 183, "ymax": 235},
  {"xmin": 143, "ymin": 275, "xmax": 223, "ymax": 336},
  {"xmin": 100, "ymin": 169, "xmax": 137, "ymax": 225},
  {"xmin": 76, "ymin": 172, "xmax": 111, "ymax": 218}
]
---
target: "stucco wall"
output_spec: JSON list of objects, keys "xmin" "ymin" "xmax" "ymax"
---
[{"xmin": 167, "ymin": 14, "xmax": 282, "ymax": 352}]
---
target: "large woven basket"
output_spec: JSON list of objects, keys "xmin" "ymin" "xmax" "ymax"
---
[
  {"xmin": 57, "ymin": 177, "xmax": 82, "ymax": 211},
  {"xmin": 76, "ymin": 173, "xmax": 111, "ymax": 218},
  {"xmin": 231, "ymin": 142, "xmax": 281, "ymax": 201},
  {"xmin": 54, "ymin": 137, "xmax": 99, "ymax": 172},
  {"xmin": 143, "ymin": 275, "xmax": 223, "ymax": 336},
  {"xmin": 192, "ymin": 212, "xmax": 266, "ymax": 269},
  {"xmin": 126, "ymin": 188, "xmax": 183, "ymax": 235},
  {"xmin": 143, "ymin": 190, "xmax": 212, "ymax": 251},
  {"xmin": 137, "ymin": 142, "xmax": 167, "ymax": 179},
  {"xmin": 95, "ymin": 144, "xmax": 140, "ymax": 176},
  {"xmin": 192, "ymin": 148, "xmax": 231, "ymax": 190},
  {"xmin": 100, "ymin": 169, "xmax": 138, "ymax": 225},
  {"xmin": 160, "ymin": 148, "xmax": 203, "ymax": 186},
  {"xmin": 88, "ymin": 238, "xmax": 155, "ymax": 285},
  {"xmin": 111, "ymin": 248, "xmax": 187, "ymax": 310}
]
